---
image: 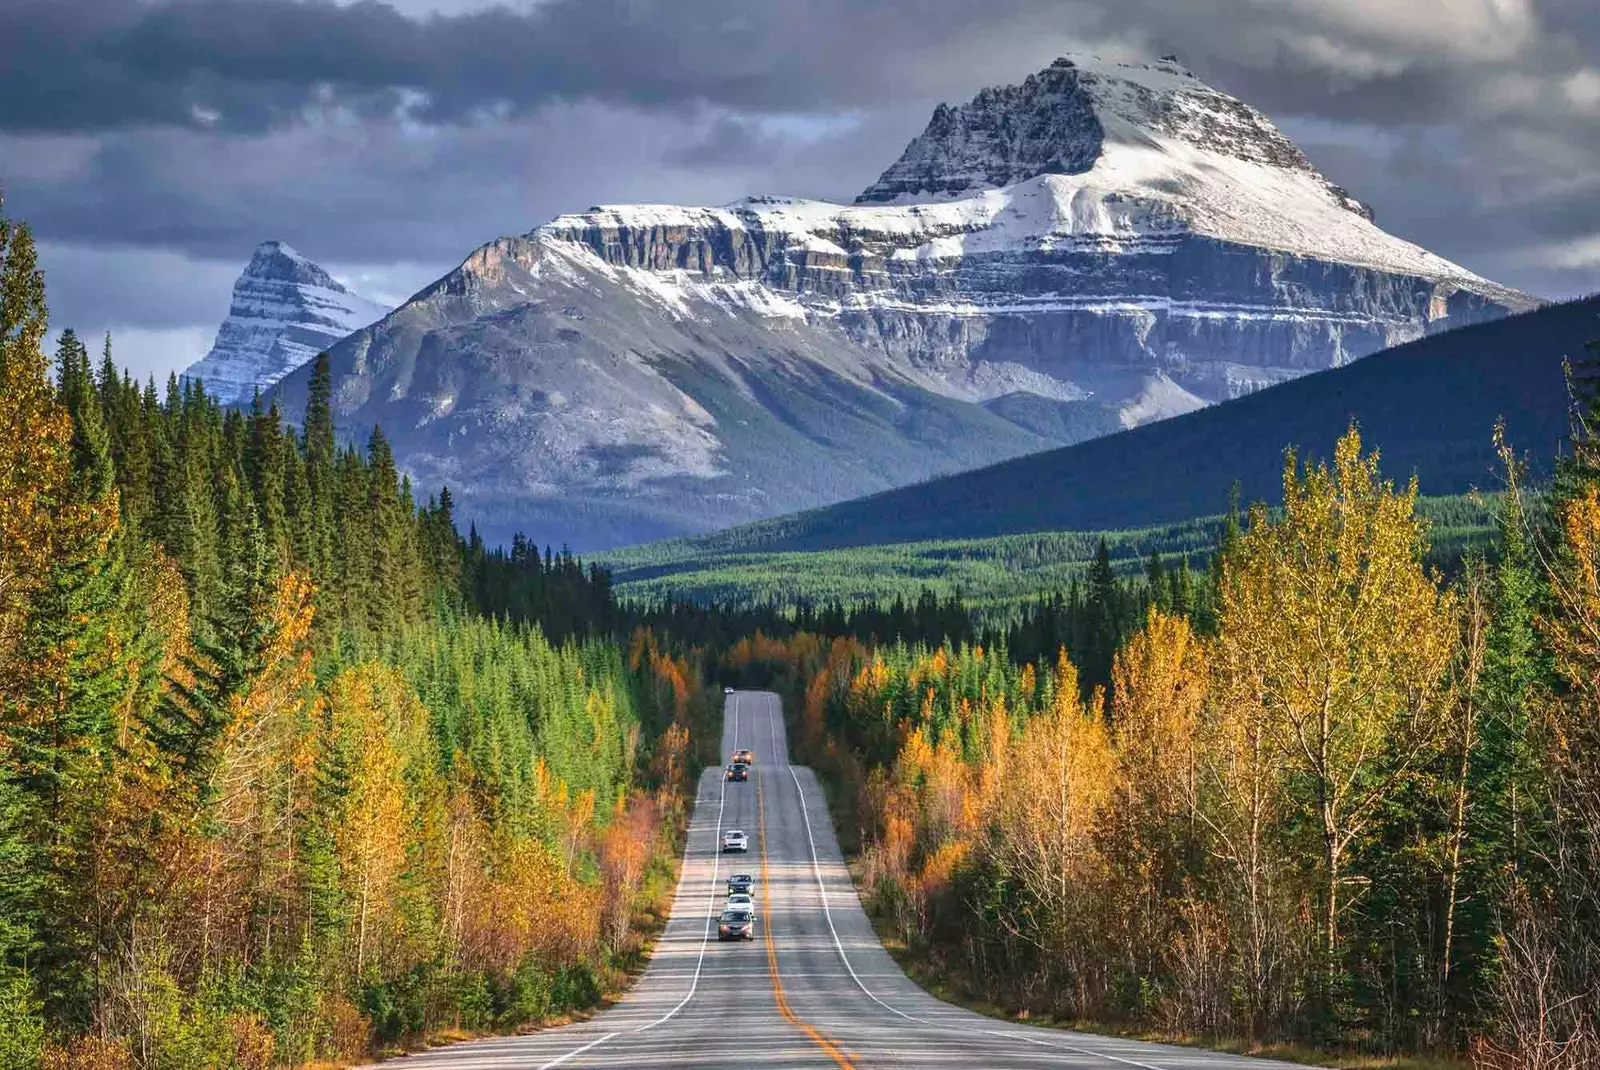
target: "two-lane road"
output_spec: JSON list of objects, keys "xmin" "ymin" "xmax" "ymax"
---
[{"xmin": 368, "ymin": 692, "xmax": 1302, "ymax": 1069}]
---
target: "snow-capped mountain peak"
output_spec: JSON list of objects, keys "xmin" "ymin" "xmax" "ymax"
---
[
  {"xmin": 183, "ymin": 242, "xmax": 388, "ymax": 405},
  {"xmin": 858, "ymin": 55, "xmax": 1326, "ymax": 202},
  {"xmin": 268, "ymin": 54, "xmax": 1537, "ymax": 550}
]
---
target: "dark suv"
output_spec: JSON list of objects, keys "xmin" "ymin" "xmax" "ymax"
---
[
  {"xmin": 726, "ymin": 763, "xmax": 749, "ymax": 782},
  {"xmin": 727, "ymin": 873, "xmax": 754, "ymax": 895}
]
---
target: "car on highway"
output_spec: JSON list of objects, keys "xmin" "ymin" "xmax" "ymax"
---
[
  {"xmin": 721, "ymin": 829, "xmax": 748, "ymax": 852},
  {"xmin": 723, "ymin": 686, "xmax": 735, "ymax": 695},
  {"xmin": 718, "ymin": 908, "xmax": 755, "ymax": 941},
  {"xmin": 726, "ymin": 892, "xmax": 754, "ymax": 913},
  {"xmin": 727, "ymin": 873, "xmax": 753, "ymax": 894},
  {"xmin": 731, "ymin": 749, "xmax": 754, "ymax": 765},
  {"xmin": 726, "ymin": 763, "xmax": 749, "ymax": 782}
]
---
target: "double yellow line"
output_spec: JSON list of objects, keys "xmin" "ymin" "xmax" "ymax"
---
[{"xmin": 757, "ymin": 765, "xmax": 857, "ymax": 1069}]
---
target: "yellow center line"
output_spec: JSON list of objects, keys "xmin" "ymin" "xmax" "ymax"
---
[{"xmin": 758, "ymin": 763, "xmax": 858, "ymax": 1070}]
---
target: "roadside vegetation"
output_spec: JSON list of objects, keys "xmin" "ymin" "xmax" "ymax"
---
[{"xmin": 725, "ymin": 402, "xmax": 1600, "ymax": 1069}]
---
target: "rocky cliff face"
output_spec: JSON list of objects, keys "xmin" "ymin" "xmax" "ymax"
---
[
  {"xmin": 273, "ymin": 55, "xmax": 1537, "ymax": 550},
  {"xmin": 184, "ymin": 242, "xmax": 388, "ymax": 405}
]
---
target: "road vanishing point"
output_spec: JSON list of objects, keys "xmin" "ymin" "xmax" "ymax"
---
[{"xmin": 364, "ymin": 691, "xmax": 1302, "ymax": 1070}]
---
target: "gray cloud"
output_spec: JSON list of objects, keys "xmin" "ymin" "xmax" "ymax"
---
[
  {"xmin": 0, "ymin": 0, "xmax": 1095, "ymax": 135},
  {"xmin": 0, "ymin": 0, "xmax": 1576, "ymax": 135},
  {"xmin": 3, "ymin": 0, "xmax": 1598, "ymax": 386}
]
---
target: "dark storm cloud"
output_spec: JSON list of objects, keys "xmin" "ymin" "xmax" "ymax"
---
[
  {"xmin": 1, "ymin": 0, "xmax": 1576, "ymax": 135},
  {"xmin": 3, "ymin": 0, "xmax": 1598, "ymax": 385},
  {"xmin": 0, "ymin": 0, "xmax": 1082, "ymax": 134}
]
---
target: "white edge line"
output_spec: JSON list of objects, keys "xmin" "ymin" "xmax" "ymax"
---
[
  {"xmin": 775, "ymin": 695, "xmax": 1175, "ymax": 1070},
  {"xmin": 534, "ymin": 694, "xmax": 741, "ymax": 1068},
  {"xmin": 538, "ymin": 1030, "xmax": 620, "ymax": 1069}
]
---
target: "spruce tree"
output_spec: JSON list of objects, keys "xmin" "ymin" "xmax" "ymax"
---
[
  {"xmin": 1146, "ymin": 551, "xmax": 1170, "ymax": 613},
  {"xmin": 245, "ymin": 395, "xmax": 290, "ymax": 573},
  {"xmin": 1081, "ymin": 538, "xmax": 1119, "ymax": 697},
  {"xmin": 302, "ymin": 354, "xmax": 337, "ymax": 589}
]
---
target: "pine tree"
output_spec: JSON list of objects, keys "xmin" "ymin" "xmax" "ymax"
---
[
  {"xmin": 100, "ymin": 342, "xmax": 153, "ymax": 533},
  {"xmin": 245, "ymin": 395, "xmax": 290, "ymax": 574},
  {"xmin": 0, "ymin": 244, "xmax": 128, "ymax": 1020},
  {"xmin": 1169, "ymin": 556, "xmax": 1195, "ymax": 619},
  {"xmin": 1080, "ymin": 538, "xmax": 1119, "ymax": 697},
  {"xmin": 1145, "ymin": 551, "xmax": 1170, "ymax": 613},
  {"xmin": 302, "ymin": 354, "xmax": 337, "ymax": 590}
]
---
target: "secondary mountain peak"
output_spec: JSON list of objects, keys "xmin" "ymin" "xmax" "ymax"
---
[{"xmin": 183, "ymin": 242, "xmax": 388, "ymax": 405}]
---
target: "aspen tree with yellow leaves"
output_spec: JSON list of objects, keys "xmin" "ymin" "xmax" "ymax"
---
[
  {"xmin": 1216, "ymin": 428, "xmax": 1457, "ymax": 1006},
  {"xmin": 1107, "ymin": 608, "xmax": 1207, "ymax": 1021}
]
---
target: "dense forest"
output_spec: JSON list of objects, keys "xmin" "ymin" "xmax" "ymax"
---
[
  {"xmin": 0, "ymin": 202, "xmax": 712, "ymax": 1068},
  {"xmin": 725, "ymin": 407, "xmax": 1600, "ymax": 1068},
  {"xmin": 603, "ymin": 494, "xmax": 1500, "ymax": 616}
]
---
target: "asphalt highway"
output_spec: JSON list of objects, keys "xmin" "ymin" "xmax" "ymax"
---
[{"xmin": 365, "ymin": 691, "xmax": 1303, "ymax": 1069}]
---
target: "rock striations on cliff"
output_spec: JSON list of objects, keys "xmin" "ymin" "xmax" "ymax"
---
[
  {"xmin": 184, "ymin": 242, "xmax": 388, "ymax": 405},
  {"xmin": 272, "ymin": 55, "xmax": 1537, "ymax": 550}
]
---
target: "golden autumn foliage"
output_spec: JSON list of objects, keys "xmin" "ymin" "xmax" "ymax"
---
[
  {"xmin": 1104, "ymin": 609, "xmax": 1208, "ymax": 1013},
  {"xmin": 0, "ymin": 209, "xmax": 73, "ymax": 675},
  {"xmin": 325, "ymin": 664, "xmax": 424, "ymax": 978},
  {"xmin": 1216, "ymin": 428, "xmax": 1457, "ymax": 975},
  {"xmin": 992, "ymin": 661, "xmax": 1114, "ymax": 971},
  {"xmin": 786, "ymin": 427, "xmax": 1534, "ymax": 1049}
]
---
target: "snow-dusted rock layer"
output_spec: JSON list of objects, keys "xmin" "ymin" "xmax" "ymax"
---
[
  {"xmin": 184, "ymin": 242, "xmax": 388, "ymax": 405},
  {"xmin": 538, "ymin": 56, "xmax": 1531, "ymax": 408},
  {"xmin": 273, "ymin": 55, "xmax": 1536, "ymax": 549}
]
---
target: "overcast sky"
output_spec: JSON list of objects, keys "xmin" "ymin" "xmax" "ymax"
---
[{"xmin": 2, "ymin": 0, "xmax": 1597, "ymax": 381}]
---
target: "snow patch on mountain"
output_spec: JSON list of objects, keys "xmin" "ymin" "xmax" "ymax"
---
[{"xmin": 184, "ymin": 242, "xmax": 388, "ymax": 405}]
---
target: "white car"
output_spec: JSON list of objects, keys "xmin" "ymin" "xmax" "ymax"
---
[
  {"xmin": 726, "ymin": 892, "xmax": 754, "ymax": 913},
  {"xmin": 724, "ymin": 686, "xmax": 735, "ymax": 695},
  {"xmin": 721, "ymin": 829, "xmax": 748, "ymax": 853}
]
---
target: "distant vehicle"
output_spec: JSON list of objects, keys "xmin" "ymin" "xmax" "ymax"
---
[
  {"xmin": 726, "ymin": 763, "xmax": 748, "ymax": 782},
  {"xmin": 722, "ymin": 829, "xmax": 748, "ymax": 852},
  {"xmin": 718, "ymin": 908, "xmax": 755, "ymax": 941},
  {"xmin": 724, "ymin": 686, "xmax": 735, "ymax": 695},
  {"xmin": 731, "ymin": 749, "xmax": 754, "ymax": 765},
  {"xmin": 727, "ymin": 873, "xmax": 753, "ymax": 895},
  {"xmin": 726, "ymin": 892, "xmax": 754, "ymax": 913}
]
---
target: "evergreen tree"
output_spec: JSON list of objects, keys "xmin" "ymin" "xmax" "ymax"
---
[
  {"xmin": 1145, "ymin": 551, "xmax": 1170, "ymax": 613},
  {"xmin": 302, "ymin": 353, "xmax": 337, "ymax": 588},
  {"xmin": 1081, "ymin": 538, "xmax": 1120, "ymax": 697},
  {"xmin": 1169, "ymin": 556, "xmax": 1195, "ymax": 619},
  {"xmin": 246, "ymin": 395, "xmax": 290, "ymax": 573}
]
